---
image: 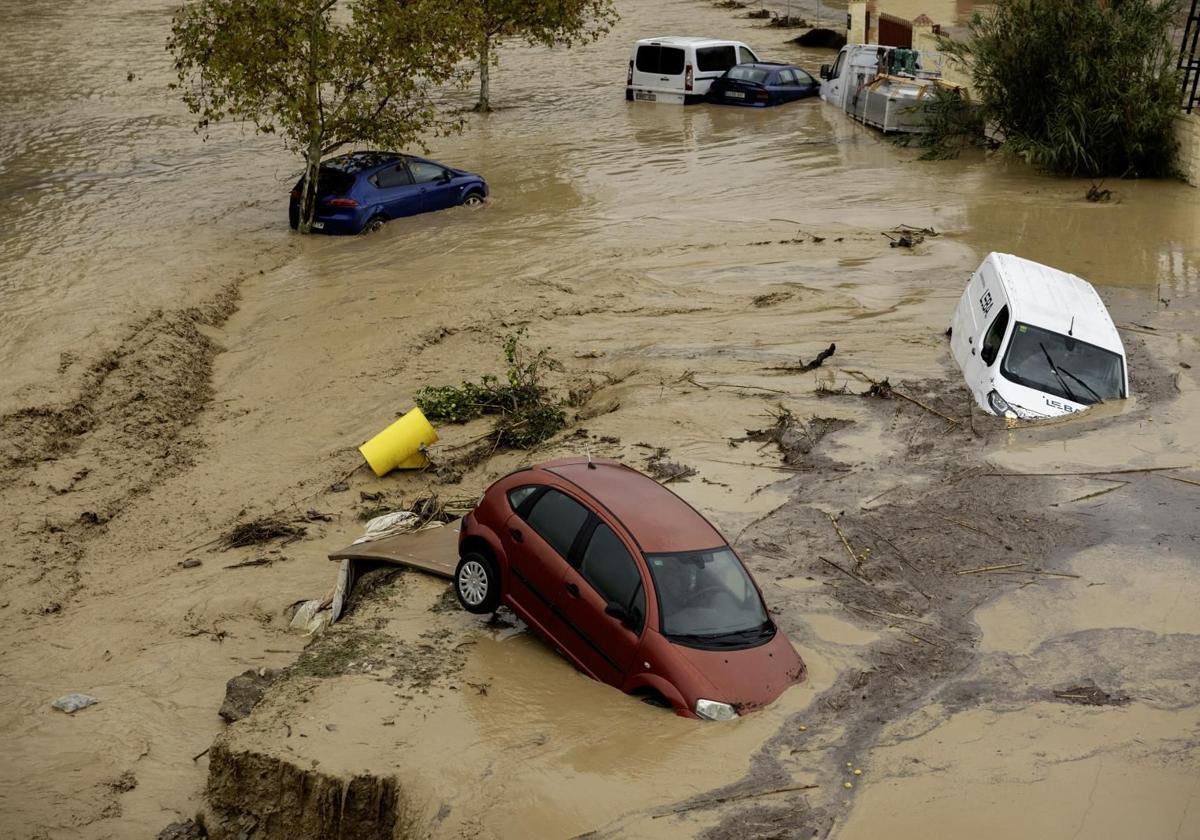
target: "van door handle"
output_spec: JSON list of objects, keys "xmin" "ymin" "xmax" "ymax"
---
[
  {"xmin": 508, "ymin": 528, "xmax": 523, "ymax": 543},
  {"xmin": 660, "ymin": 76, "xmax": 669, "ymax": 81},
  {"xmin": 564, "ymin": 582, "xmax": 580, "ymax": 597}
]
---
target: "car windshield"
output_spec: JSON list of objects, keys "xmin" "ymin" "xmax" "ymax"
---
[
  {"xmin": 645, "ymin": 546, "xmax": 770, "ymax": 642},
  {"xmin": 1000, "ymin": 322, "xmax": 1125, "ymax": 404},
  {"xmin": 727, "ymin": 67, "xmax": 769, "ymax": 83}
]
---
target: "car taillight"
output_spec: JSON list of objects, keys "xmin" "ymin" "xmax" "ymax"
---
[
  {"xmin": 685, "ymin": 63, "xmax": 694, "ymax": 91},
  {"xmin": 755, "ymin": 87, "xmax": 769, "ymax": 101},
  {"xmin": 290, "ymin": 189, "xmax": 301, "ymax": 200},
  {"xmin": 627, "ymin": 60, "xmax": 633, "ymax": 86},
  {"xmin": 327, "ymin": 197, "xmax": 358, "ymax": 208}
]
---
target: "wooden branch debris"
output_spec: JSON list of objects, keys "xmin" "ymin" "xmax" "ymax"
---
[
  {"xmin": 828, "ymin": 513, "xmax": 870, "ymax": 576},
  {"xmin": 1160, "ymin": 473, "xmax": 1200, "ymax": 488},
  {"xmin": 955, "ymin": 562, "xmax": 1025, "ymax": 575},
  {"xmin": 679, "ymin": 371, "xmax": 791, "ymax": 395},
  {"xmin": 652, "ymin": 783, "xmax": 820, "ymax": 818},
  {"xmin": 984, "ymin": 465, "xmax": 1189, "ymax": 478},
  {"xmin": 820, "ymin": 555, "xmax": 871, "ymax": 586}
]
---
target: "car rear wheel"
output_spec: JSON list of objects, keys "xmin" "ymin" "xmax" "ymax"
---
[
  {"xmin": 462, "ymin": 192, "xmax": 485, "ymax": 207},
  {"xmin": 362, "ymin": 215, "xmax": 386, "ymax": 234},
  {"xmin": 455, "ymin": 552, "xmax": 501, "ymax": 614}
]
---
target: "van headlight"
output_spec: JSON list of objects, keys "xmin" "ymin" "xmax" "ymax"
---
[
  {"xmin": 695, "ymin": 699, "xmax": 738, "ymax": 721},
  {"xmin": 987, "ymin": 390, "xmax": 1017, "ymax": 419}
]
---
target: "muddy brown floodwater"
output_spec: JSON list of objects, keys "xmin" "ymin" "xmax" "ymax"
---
[{"xmin": 2, "ymin": 0, "xmax": 1199, "ymax": 838}]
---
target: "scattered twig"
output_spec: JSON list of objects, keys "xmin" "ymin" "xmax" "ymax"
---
[
  {"xmin": 955, "ymin": 562, "xmax": 1025, "ymax": 575},
  {"xmin": 819, "ymin": 555, "xmax": 871, "ymax": 586},
  {"xmin": 934, "ymin": 514, "xmax": 997, "ymax": 539},
  {"xmin": 828, "ymin": 513, "xmax": 869, "ymax": 575},
  {"xmin": 846, "ymin": 605, "xmax": 936, "ymax": 627},
  {"xmin": 767, "ymin": 343, "xmax": 836, "ymax": 373},
  {"xmin": 988, "ymin": 569, "xmax": 1081, "ymax": 579},
  {"xmin": 1160, "ymin": 473, "xmax": 1200, "ymax": 488},
  {"xmin": 192, "ymin": 747, "xmax": 210, "ymax": 762},
  {"xmin": 223, "ymin": 557, "xmax": 274, "ymax": 570},
  {"xmin": 1065, "ymin": 482, "xmax": 1129, "ymax": 503},
  {"xmin": 680, "ymin": 372, "xmax": 790, "ymax": 395},
  {"xmin": 985, "ymin": 466, "xmax": 1188, "ymax": 478},
  {"xmin": 652, "ymin": 784, "xmax": 819, "ymax": 818}
]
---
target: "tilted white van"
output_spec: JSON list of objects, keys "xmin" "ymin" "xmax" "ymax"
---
[
  {"xmin": 950, "ymin": 253, "xmax": 1128, "ymax": 419},
  {"xmin": 626, "ymin": 37, "xmax": 762, "ymax": 105}
]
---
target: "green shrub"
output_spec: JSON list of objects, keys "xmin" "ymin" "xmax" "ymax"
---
[
  {"xmin": 943, "ymin": 0, "xmax": 1181, "ymax": 176},
  {"xmin": 415, "ymin": 328, "xmax": 566, "ymax": 450}
]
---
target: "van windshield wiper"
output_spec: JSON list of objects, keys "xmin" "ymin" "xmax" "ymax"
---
[
  {"xmin": 1039, "ymin": 343, "xmax": 1079, "ymax": 403},
  {"xmin": 1057, "ymin": 365, "xmax": 1104, "ymax": 404}
]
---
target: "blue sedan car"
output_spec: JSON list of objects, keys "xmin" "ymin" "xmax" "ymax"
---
[
  {"xmin": 288, "ymin": 151, "xmax": 488, "ymax": 234},
  {"xmin": 705, "ymin": 63, "xmax": 819, "ymax": 107}
]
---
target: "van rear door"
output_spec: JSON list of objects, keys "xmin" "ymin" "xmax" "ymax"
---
[{"xmin": 630, "ymin": 43, "xmax": 688, "ymax": 102}]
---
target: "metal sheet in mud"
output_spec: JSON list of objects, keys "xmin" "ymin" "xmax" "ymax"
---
[{"xmin": 328, "ymin": 523, "xmax": 460, "ymax": 578}]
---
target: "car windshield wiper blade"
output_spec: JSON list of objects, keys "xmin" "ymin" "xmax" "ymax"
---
[
  {"xmin": 1057, "ymin": 364, "xmax": 1104, "ymax": 404},
  {"xmin": 1039, "ymin": 342, "xmax": 1079, "ymax": 403}
]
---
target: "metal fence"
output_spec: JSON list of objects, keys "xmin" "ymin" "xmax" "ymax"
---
[{"xmin": 1183, "ymin": 0, "xmax": 1200, "ymax": 112}]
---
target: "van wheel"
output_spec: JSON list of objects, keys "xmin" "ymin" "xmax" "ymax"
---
[
  {"xmin": 455, "ymin": 552, "xmax": 501, "ymax": 614},
  {"xmin": 462, "ymin": 191, "xmax": 485, "ymax": 207},
  {"xmin": 362, "ymin": 215, "xmax": 386, "ymax": 234}
]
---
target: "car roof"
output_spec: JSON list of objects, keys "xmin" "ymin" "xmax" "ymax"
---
[
  {"xmin": 984, "ymin": 253, "xmax": 1125, "ymax": 356},
  {"xmin": 636, "ymin": 36, "xmax": 748, "ymax": 47},
  {"xmin": 528, "ymin": 458, "xmax": 725, "ymax": 554},
  {"xmin": 323, "ymin": 151, "xmax": 409, "ymax": 174}
]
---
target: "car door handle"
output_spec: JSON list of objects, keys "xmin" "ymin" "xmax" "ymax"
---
[
  {"xmin": 508, "ymin": 528, "xmax": 523, "ymax": 543},
  {"xmin": 564, "ymin": 582, "xmax": 580, "ymax": 597}
]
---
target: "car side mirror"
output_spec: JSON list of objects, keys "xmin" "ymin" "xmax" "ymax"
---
[
  {"xmin": 439, "ymin": 170, "xmax": 452, "ymax": 184},
  {"xmin": 820, "ymin": 64, "xmax": 832, "ymax": 81}
]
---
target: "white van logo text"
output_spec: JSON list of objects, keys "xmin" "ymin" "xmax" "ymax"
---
[{"xmin": 979, "ymin": 290, "xmax": 994, "ymax": 316}]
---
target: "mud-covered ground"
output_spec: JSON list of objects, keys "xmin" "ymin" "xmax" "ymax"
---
[{"xmin": 2, "ymin": 0, "xmax": 1199, "ymax": 838}]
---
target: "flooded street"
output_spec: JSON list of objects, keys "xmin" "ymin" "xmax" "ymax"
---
[{"xmin": 2, "ymin": 0, "xmax": 1199, "ymax": 837}]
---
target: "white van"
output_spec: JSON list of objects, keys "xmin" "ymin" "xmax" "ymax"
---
[
  {"xmin": 626, "ymin": 37, "xmax": 762, "ymax": 105},
  {"xmin": 949, "ymin": 253, "xmax": 1128, "ymax": 419}
]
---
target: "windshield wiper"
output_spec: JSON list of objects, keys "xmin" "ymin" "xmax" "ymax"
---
[
  {"xmin": 1039, "ymin": 342, "xmax": 1079, "ymax": 403},
  {"xmin": 1057, "ymin": 364, "xmax": 1104, "ymax": 404},
  {"xmin": 668, "ymin": 622, "xmax": 774, "ymax": 646}
]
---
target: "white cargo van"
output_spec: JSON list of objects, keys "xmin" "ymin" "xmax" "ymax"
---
[
  {"xmin": 949, "ymin": 253, "xmax": 1128, "ymax": 419},
  {"xmin": 626, "ymin": 37, "xmax": 761, "ymax": 105}
]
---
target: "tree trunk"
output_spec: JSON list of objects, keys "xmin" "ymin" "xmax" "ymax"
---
[
  {"xmin": 299, "ymin": 1, "xmax": 323, "ymax": 234},
  {"xmin": 475, "ymin": 34, "xmax": 491, "ymax": 113}
]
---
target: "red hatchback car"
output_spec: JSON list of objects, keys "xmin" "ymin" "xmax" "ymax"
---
[{"xmin": 455, "ymin": 457, "xmax": 806, "ymax": 719}]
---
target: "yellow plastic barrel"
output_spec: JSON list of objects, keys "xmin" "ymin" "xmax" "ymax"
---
[{"xmin": 358, "ymin": 407, "xmax": 439, "ymax": 477}]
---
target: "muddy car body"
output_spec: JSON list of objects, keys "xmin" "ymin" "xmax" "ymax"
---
[
  {"xmin": 456, "ymin": 458, "xmax": 806, "ymax": 719},
  {"xmin": 950, "ymin": 252, "xmax": 1128, "ymax": 419},
  {"xmin": 705, "ymin": 62, "xmax": 820, "ymax": 107}
]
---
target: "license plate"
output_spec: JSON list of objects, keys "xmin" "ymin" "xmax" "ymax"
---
[
  {"xmin": 311, "ymin": 221, "xmax": 324, "ymax": 230},
  {"xmin": 725, "ymin": 91, "xmax": 745, "ymax": 99},
  {"xmin": 634, "ymin": 90, "xmax": 656, "ymax": 101}
]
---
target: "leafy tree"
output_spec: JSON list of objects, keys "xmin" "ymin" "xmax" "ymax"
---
[
  {"xmin": 168, "ymin": 0, "xmax": 469, "ymax": 233},
  {"xmin": 941, "ymin": 0, "xmax": 1181, "ymax": 177},
  {"xmin": 457, "ymin": 0, "xmax": 619, "ymax": 112}
]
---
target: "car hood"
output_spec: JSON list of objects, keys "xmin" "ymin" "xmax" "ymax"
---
[{"xmin": 671, "ymin": 629, "xmax": 805, "ymax": 713}]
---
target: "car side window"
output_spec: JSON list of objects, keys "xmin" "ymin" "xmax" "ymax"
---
[
  {"xmin": 980, "ymin": 305, "xmax": 1010, "ymax": 366},
  {"xmin": 524, "ymin": 489, "xmax": 590, "ymax": 559},
  {"xmin": 738, "ymin": 46, "xmax": 757, "ymax": 64},
  {"xmin": 374, "ymin": 164, "xmax": 413, "ymax": 189},
  {"xmin": 579, "ymin": 524, "xmax": 645, "ymax": 628},
  {"xmin": 777, "ymin": 69, "xmax": 796, "ymax": 85},
  {"xmin": 796, "ymin": 68, "xmax": 816, "ymax": 86},
  {"xmin": 696, "ymin": 45, "xmax": 736, "ymax": 72},
  {"xmin": 507, "ymin": 485, "xmax": 540, "ymax": 513},
  {"xmin": 830, "ymin": 50, "xmax": 846, "ymax": 80},
  {"xmin": 409, "ymin": 161, "xmax": 447, "ymax": 184}
]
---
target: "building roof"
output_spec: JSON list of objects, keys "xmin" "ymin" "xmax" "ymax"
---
[
  {"xmin": 985, "ymin": 253, "xmax": 1125, "ymax": 356},
  {"xmin": 539, "ymin": 458, "xmax": 725, "ymax": 554}
]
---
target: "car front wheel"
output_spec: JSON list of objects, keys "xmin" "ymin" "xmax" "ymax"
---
[
  {"xmin": 455, "ymin": 552, "xmax": 501, "ymax": 613},
  {"xmin": 462, "ymin": 191, "xmax": 485, "ymax": 207}
]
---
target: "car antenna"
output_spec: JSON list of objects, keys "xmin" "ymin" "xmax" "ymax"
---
[
  {"xmin": 586, "ymin": 446, "xmax": 596, "ymax": 469},
  {"xmin": 1068, "ymin": 315, "xmax": 1075, "ymax": 336}
]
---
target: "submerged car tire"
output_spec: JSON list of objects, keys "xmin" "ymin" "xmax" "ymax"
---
[
  {"xmin": 462, "ymin": 191, "xmax": 485, "ymax": 207},
  {"xmin": 362, "ymin": 215, "xmax": 386, "ymax": 234},
  {"xmin": 455, "ymin": 552, "xmax": 501, "ymax": 614}
]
